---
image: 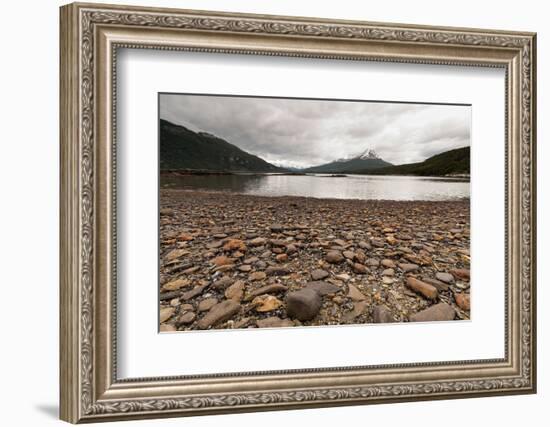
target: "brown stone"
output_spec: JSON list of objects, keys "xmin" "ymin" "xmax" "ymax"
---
[
  {"xmin": 455, "ymin": 293, "xmax": 471, "ymax": 311},
  {"xmin": 399, "ymin": 263, "xmax": 420, "ymax": 273},
  {"xmin": 211, "ymin": 255, "xmax": 234, "ymax": 266},
  {"xmin": 381, "ymin": 259, "xmax": 396, "ymax": 268},
  {"xmin": 347, "ymin": 284, "xmax": 366, "ymax": 301},
  {"xmin": 223, "ymin": 239, "xmax": 247, "ymax": 252},
  {"xmin": 256, "ymin": 317, "xmax": 294, "ymax": 328},
  {"xmin": 372, "ymin": 305, "xmax": 394, "ymax": 323},
  {"xmin": 198, "ymin": 298, "xmax": 218, "ymax": 312},
  {"xmin": 435, "ymin": 272, "xmax": 455, "ymax": 284},
  {"xmin": 225, "ymin": 280, "xmax": 245, "ymax": 301},
  {"xmin": 450, "ymin": 268, "xmax": 471, "ymax": 280},
  {"xmin": 409, "ymin": 303, "xmax": 456, "ymax": 322},
  {"xmin": 197, "ymin": 300, "xmax": 241, "ymax": 329},
  {"xmin": 406, "ymin": 277, "xmax": 438, "ymax": 300},
  {"xmin": 159, "ymin": 307, "xmax": 175, "ymax": 323},
  {"xmin": 245, "ymin": 284, "xmax": 288, "ymax": 301},
  {"xmin": 162, "ymin": 278, "xmax": 191, "ymax": 291},
  {"xmin": 353, "ymin": 263, "xmax": 368, "ymax": 274},
  {"xmin": 177, "ymin": 310, "xmax": 196, "ymax": 325},
  {"xmin": 311, "ymin": 269, "xmax": 329, "ymax": 280},
  {"xmin": 252, "ymin": 295, "xmax": 283, "ymax": 312},
  {"xmin": 249, "ymin": 271, "xmax": 267, "ymax": 281},
  {"xmin": 160, "ymin": 324, "xmax": 177, "ymax": 332},
  {"xmin": 325, "ymin": 250, "xmax": 344, "ymax": 264}
]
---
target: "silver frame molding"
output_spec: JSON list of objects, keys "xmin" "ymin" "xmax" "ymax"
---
[{"xmin": 60, "ymin": 2, "xmax": 537, "ymax": 423}]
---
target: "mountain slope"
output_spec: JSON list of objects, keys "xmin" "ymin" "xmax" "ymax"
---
[
  {"xmin": 304, "ymin": 149, "xmax": 392, "ymax": 173},
  {"xmin": 367, "ymin": 147, "xmax": 470, "ymax": 176},
  {"xmin": 160, "ymin": 119, "xmax": 284, "ymax": 172}
]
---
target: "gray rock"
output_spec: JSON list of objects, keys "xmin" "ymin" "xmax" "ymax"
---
[
  {"xmin": 270, "ymin": 224, "xmax": 284, "ymax": 232},
  {"xmin": 286, "ymin": 289, "xmax": 322, "ymax": 321},
  {"xmin": 347, "ymin": 284, "xmax": 366, "ymax": 301},
  {"xmin": 305, "ymin": 281, "xmax": 340, "ymax": 296},
  {"xmin": 325, "ymin": 250, "xmax": 344, "ymax": 264},
  {"xmin": 181, "ymin": 284, "xmax": 208, "ymax": 301},
  {"xmin": 372, "ymin": 305, "xmax": 394, "ymax": 323},
  {"xmin": 311, "ymin": 269, "xmax": 329, "ymax": 280},
  {"xmin": 177, "ymin": 310, "xmax": 196, "ymax": 325},
  {"xmin": 409, "ymin": 303, "xmax": 456, "ymax": 322},
  {"xmin": 256, "ymin": 317, "xmax": 294, "ymax": 328},
  {"xmin": 399, "ymin": 263, "xmax": 420, "ymax": 273},
  {"xmin": 197, "ymin": 297, "xmax": 218, "ymax": 312},
  {"xmin": 436, "ymin": 272, "xmax": 455, "ymax": 284},
  {"xmin": 245, "ymin": 283, "xmax": 288, "ymax": 301},
  {"xmin": 422, "ymin": 277, "xmax": 449, "ymax": 292},
  {"xmin": 197, "ymin": 300, "xmax": 241, "ymax": 329},
  {"xmin": 353, "ymin": 263, "xmax": 367, "ymax": 274},
  {"xmin": 265, "ymin": 266, "xmax": 291, "ymax": 276},
  {"xmin": 211, "ymin": 276, "xmax": 233, "ymax": 290}
]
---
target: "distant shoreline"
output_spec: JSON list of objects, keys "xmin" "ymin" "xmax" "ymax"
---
[{"xmin": 160, "ymin": 169, "xmax": 470, "ymax": 181}]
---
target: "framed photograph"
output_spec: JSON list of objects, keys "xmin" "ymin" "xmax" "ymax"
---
[{"xmin": 60, "ymin": 2, "xmax": 537, "ymax": 423}]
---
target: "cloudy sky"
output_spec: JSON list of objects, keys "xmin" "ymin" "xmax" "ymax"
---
[{"xmin": 160, "ymin": 93, "xmax": 471, "ymax": 168}]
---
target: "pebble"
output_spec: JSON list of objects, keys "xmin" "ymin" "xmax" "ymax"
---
[
  {"xmin": 265, "ymin": 266, "xmax": 291, "ymax": 276},
  {"xmin": 450, "ymin": 268, "xmax": 470, "ymax": 280},
  {"xmin": 325, "ymin": 250, "xmax": 344, "ymax": 264},
  {"xmin": 159, "ymin": 307, "xmax": 175, "ymax": 323},
  {"xmin": 311, "ymin": 269, "xmax": 329, "ymax": 280},
  {"xmin": 224, "ymin": 280, "xmax": 245, "ymax": 301},
  {"xmin": 381, "ymin": 259, "xmax": 396, "ymax": 268},
  {"xmin": 436, "ymin": 272, "xmax": 455, "ymax": 284},
  {"xmin": 409, "ymin": 303, "xmax": 456, "ymax": 322},
  {"xmin": 305, "ymin": 281, "xmax": 340, "ymax": 296},
  {"xmin": 160, "ymin": 324, "xmax": 177, "ymax": 332},
  {"xmin": 454, "ymin": 293, "xmax": 470, "ymax": 311},
  {"xmin": 372, "ymin": 305, "xmax": 395, "ymax": 323},
  {"xmin": 405, "ymin": 277, "xmax": 438, "ymax": 300},
  {"xmin": 343, "ymin": 250, "xmax": 356, "ymax": 260},
  {"xmin": 256, "ymin": 317, "xmax": 294, "ymax": 328},
  {"xmin": 399, "ymin": 263, "xmax": 420, "ymax": 273},
  {"xmin": 245, "ymin": 283, "xmax": 288, "ymax": 301},
  {"xmin": 177, "ymin": 310, "xmax": 196, "ymax": 324},
  {"xmin": 422, "ymin": 277, "xmax": 449, "ymax": 292},
  {"xmin": 197, "ymin": 300, "xmax": 241, "ymax": 329},
  {"xmin": 198, "ymin": 298, "xmax": 218, "ymax": 312},
  {"xmin": 162, "ymin": 278, "xmax": 191, "ymax": 291},
  {"xmin": 347, "ymin": 284, "xmax": 366, "ymax": 301},
  {"xmin": 252, "ymin": 295, "xmax": 283, "ymax": 312},
  {"xmin": 286, "ymin": 289, "xmax": 322, "ymax": 321},
  {"xmin": 382, "ymin": 268, "xmax": 395, "ymax": 276},
  {"xmin": 353, "ymin": 263, "xmax": 368, "ymax": 274},
  {"xmin": 249, "ymin": 271, "xmax": 267, "ymax": 281}
]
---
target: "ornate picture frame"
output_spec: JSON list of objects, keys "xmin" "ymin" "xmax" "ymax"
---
[{"xmin": 60, "ymin": 2, "xmax": 536, "ymax": 423}]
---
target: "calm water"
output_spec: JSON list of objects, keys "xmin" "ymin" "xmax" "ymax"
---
[{"xmin": 161, "ymin": 173, "xmax": 470, "ymax": 201}]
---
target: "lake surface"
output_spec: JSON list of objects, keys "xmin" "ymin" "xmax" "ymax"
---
[{"xmin": 161, "ymin": 173, "xmax": 470, "ymax": 201}]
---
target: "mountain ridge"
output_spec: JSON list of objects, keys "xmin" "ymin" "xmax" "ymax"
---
[
  {"xmin": 304, "ymin": 149, "xmax": 392, "ymax": 173},
  {"xmin": 159, "ymin": 119, "xmax": 285, "ymax": 172}
]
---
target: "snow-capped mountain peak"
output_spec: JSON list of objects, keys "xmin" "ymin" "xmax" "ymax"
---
[{"xmin": 357, "ymin": 148, "xmax": 380, "ymax": 160}]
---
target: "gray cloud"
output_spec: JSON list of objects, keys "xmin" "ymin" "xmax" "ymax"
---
[{"xmin": 160, "ymin": 94, "xmax": 470, "ymax": 168}]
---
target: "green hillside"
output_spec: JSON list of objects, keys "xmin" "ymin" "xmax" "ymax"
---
[
  {"xmin": 159, "ymin": 119, "xmax": 284, "ymax": 172},
  {"xmin": 366, "ymin": 147, "xmax": 470, "ymax": 176}
]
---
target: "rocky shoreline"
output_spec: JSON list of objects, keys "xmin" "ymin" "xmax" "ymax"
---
[{"xmin": 159, "ymin": 190, "xmax": 470, "ymax": 332}]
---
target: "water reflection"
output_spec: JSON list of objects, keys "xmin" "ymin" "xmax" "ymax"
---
[{"xmin": 161, "ymin": 173, "xmax": 470, "ymax": 201}]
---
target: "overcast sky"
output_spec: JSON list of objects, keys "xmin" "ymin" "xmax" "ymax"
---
[{"xmin": 160, "ymin": 94, "xmax": 470, "ymax": 168}]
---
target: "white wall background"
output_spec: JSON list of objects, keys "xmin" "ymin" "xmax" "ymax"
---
[{"xmin": 0, "ymin": 0, "xmax": 545, "ymax": 425}]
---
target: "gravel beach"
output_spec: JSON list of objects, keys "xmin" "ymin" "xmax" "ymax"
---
[{"xmin": 159, "ymin": 189, "xmax": 471, "ymax": 332}]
